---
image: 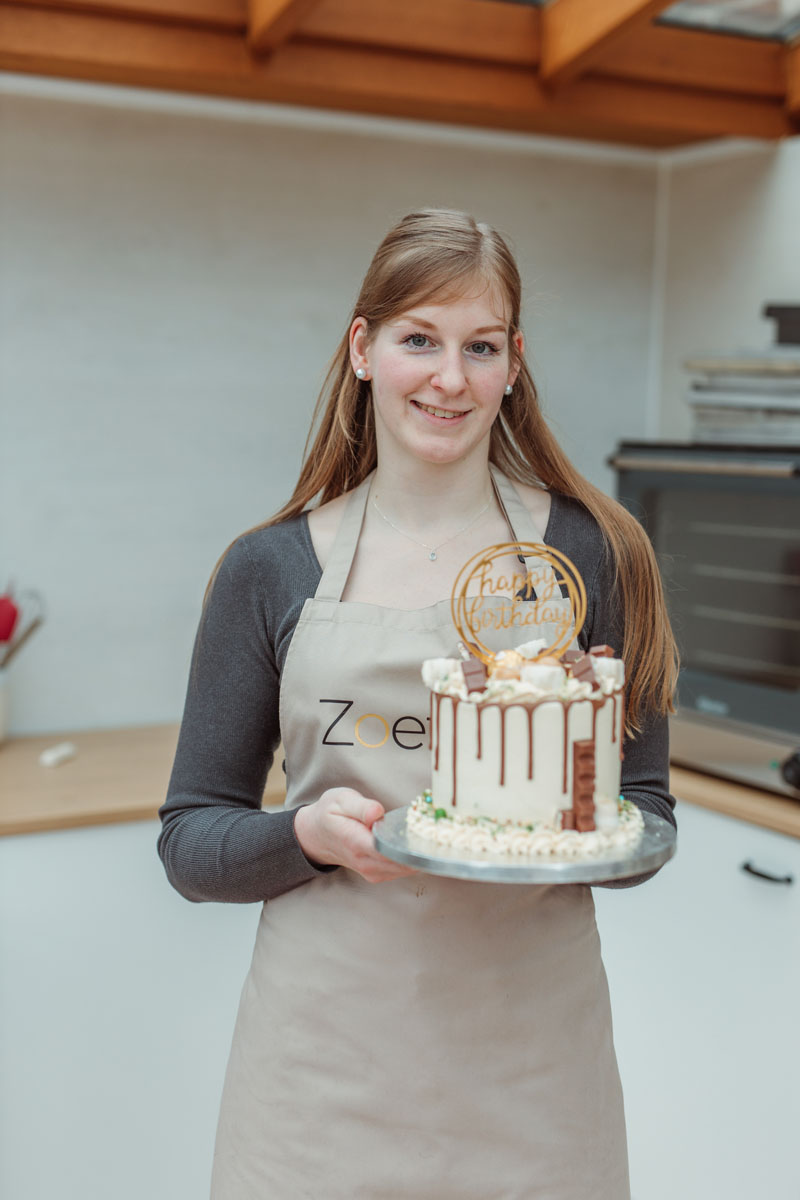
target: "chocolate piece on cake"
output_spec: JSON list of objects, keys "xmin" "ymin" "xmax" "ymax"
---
[
  {"xmin": 589, "ymin": 644, "xmax": 615, "ymax": 658},
  {"xmin": 562, "ymin": 649, "xmax": 583, "ymax": 665},
  {"xmin": 572, "ymin": 740, "xmax": 597, "ymax": 832},
  {"xmin": 569, "ymin": 653, "xmax": 597, "ymax": 687},
  {"xmin": 462, "ymin": 657, "xmax": 488, "ymax": 693}
]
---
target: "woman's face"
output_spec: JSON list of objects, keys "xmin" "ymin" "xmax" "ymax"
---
[{"xmin": 350, "ymin": 286, "xmax": 523, "ymax": 470}]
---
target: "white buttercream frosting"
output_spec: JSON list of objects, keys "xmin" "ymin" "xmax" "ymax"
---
[
  {"xmin": 408, "ymin": 797, "xmax": 643, "ymax": 860},
  {"xmin": 592, "ymin": 656, "xmax": 625, "ymax": 690},
  {"xmin": 422, "ymin": 653, "xmax": 623, "ymax": 705},
  {"xmin": 519, "ymin": 662, "xmax": 565, "ymax": 692},
  {"xmin": 514, "ymin": 637, "xmax": 548, "ymax": 659},
  {"xmin": 421, "ymin": 658, "xmax": 465, "ymax": 696},
  {"xmin": 482, "ymin": 676, "xmax": 542, "ymax": 701}
]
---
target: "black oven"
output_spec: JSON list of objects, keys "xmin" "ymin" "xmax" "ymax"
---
[{"xmin": 610, "ymin": 441, "xmax": 800, "ymax": 799}]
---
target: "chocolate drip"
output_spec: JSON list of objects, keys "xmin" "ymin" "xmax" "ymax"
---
[
  {"xmin": 436, "ymin": 689, "xmax": 614, "ymax": 810},
  {"xmin": 434, "ymin": 692, "xmax": 444, "ymax": 772},
  {"xmin": 496, "ymin": 701, "xmax": 539, "ymax": 788},
  {"xmin": 619, "ymin": 692, "xmax": 626, "ymax": 761},
  {"xmin": 428, "ymin": 691, "xmax": 433, "ymax": 751},
  {"xmin": 527, "ymin": 707, "xmax": 534, "ymax": 780},
  {"xmin": 452, "ymin": 697, "xmax": 459, "ymax": 805}
]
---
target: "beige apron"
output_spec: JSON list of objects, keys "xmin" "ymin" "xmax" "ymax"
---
[{"xmin": 211, "ymin": 469, "xmax": 629, "ymax": 1200}]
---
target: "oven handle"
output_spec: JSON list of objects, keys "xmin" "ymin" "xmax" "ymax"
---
[
  {"xmin": 608, "ymin": 455, "xmax": 798, "ymax": 478},
  {"xmin": 741, "ymin": 860, "xmax": 794, "ymax": 885}
]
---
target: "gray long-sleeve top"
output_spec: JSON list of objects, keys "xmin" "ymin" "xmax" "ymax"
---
[{"xmin": 158, "ymin": 492, "xmax": 676, "ymax": 902}]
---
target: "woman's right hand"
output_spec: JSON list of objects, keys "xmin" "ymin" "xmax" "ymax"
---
[{"xmin": 293, "ymin": 787, "xmax": 416, "ymax": 883}]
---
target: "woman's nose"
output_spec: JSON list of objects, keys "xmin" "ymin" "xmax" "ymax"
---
[{"xmin": 430, "ymin": 348, "xmax": 467, "ymax": 395}]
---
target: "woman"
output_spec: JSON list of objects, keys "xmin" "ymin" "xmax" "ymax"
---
[{"xmin": 159, "ymin": 208, "xmax": 678, "ymax": 1199}]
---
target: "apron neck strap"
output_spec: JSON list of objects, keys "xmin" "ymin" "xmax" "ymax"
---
[
  {"xmin": 490, "ymin": 466, "xmax": 570, "ymax": 616},
  {"xmin": 314, "ymin": 466, "xmax": 551, "ymax": 603},
  {"xmin": 489, "ymin": 464, "xmax": 548, "ymax": 545},
  {"xmin": 314, "ymin": 472, "xmax": 374, "ymax": 602}
]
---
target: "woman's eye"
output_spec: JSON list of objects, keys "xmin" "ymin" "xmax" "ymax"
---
[
  {"xmin": 403, "ymin": 333, "xmax": 431, "ymax": 349},
  {"xmin": 400, "ymin": 333, "xmax": 500, "ymax": 355}
]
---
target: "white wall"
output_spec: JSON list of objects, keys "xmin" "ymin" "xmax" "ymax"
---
[
  {"xmin": 1, "ymin": 77, "xmax": 659, "ymax": 736},
  {"xmin": 658, "ymin": 139, "xmax": 800, "ymax": 439}
]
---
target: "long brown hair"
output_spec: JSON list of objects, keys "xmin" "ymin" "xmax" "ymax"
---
[{"xmin": 211, "ymin": 208, "xmax": 678, "ymax": 731}]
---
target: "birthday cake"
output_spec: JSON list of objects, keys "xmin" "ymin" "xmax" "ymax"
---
[{"xmin": 408, "ymin": 640, "xmax": 644, "ymax": 859}]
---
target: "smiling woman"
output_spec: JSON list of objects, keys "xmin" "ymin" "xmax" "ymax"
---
[{"xmin": 158, "ymin": 207, "xmax": 679, "ymax": 1200}]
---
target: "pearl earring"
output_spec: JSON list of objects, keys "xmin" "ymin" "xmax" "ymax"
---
[
  {"xmin": 355, "ymin": 368, "xmax": 366, "ymax": 380},
  {"xmin": 504, "ymin": 384, "xmax": 513, "ymax": 395}
]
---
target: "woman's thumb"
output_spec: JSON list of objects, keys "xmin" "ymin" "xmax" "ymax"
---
[{"xmin": 338, "ymin": 791, "xmax": 385, "ymax": 828}]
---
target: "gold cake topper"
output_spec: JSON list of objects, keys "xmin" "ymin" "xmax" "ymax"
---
[{"xmin": 450, "ymin": 541, "xmax": 587, "ymax": 667}]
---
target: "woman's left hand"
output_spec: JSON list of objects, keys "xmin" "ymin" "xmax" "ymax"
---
[{"xmin": 294, "ymin": 787, "xmax": 416, "ymax": 882}]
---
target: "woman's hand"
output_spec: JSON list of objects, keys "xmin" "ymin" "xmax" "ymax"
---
[{"xmin": 294, "ymin": 788, "xmax": 416, "ymax": 882}]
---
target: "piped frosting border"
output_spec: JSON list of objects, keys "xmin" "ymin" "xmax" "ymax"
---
[{"xmin": 408, "ymin": 791, "xmax": 644, "ymax": 860}]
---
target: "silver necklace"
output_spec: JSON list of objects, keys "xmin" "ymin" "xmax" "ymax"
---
[{"xmin": 371, "ymin": 492, "xmax": 491, "ymax": 561}]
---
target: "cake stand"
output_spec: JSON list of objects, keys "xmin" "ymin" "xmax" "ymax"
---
[{"xmin": 373, "ymin": 807, "xmax": 676, "ymax": 885}]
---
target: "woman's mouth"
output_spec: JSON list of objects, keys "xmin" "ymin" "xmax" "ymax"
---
[{"xmin": 411, "ymin": 400, "xmax": 468, "ymax": 421}]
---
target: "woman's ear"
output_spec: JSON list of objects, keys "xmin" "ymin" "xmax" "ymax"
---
[
  {"xmin": 509, "ymin": 329, "xmax": 525, "ymax": 387},
  {"xmin": 349, "ymin": 316, "xmax": 370, "ymax": 378}
]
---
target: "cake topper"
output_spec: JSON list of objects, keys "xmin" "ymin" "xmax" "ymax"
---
[{"xmin": 450, "ymin": 541, "xmax": 587, "ymax": 667}]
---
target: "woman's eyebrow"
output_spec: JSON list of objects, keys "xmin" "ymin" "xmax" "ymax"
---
[{"xmin": 395, "ymin": 315, "xmax": 507, "ymax": 335}]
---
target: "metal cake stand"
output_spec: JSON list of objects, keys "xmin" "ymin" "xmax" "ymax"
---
[{"xmin": 373, "ymin": 806, "xmax": 676, "ymax": 885}]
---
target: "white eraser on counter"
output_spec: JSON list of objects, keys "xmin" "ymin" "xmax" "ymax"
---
[{"xmin": 39, "ymin": 741, "xmax": 77, "ymax": 768}]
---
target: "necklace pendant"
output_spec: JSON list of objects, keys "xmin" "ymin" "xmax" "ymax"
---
[{"xmin": 429, "ymin": 550, "xmax": 437, "ymax": 561}]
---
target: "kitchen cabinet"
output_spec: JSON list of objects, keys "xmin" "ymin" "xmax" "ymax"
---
[
  {"xmin": 0, "ymin": 819, "xmax": 261, "ymax": 1200},
  {"xmin": 595, "ymin": 801, "xmax": 800, "ymax": 1200}
]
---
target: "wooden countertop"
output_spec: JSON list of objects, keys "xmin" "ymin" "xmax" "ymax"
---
[
  {"xmin": 0, "ymin": 724, "xmax": 287, "ymax": 837},
  {"xmin": 670, "ymin": 765, "xmax": 800, "ymax": 839},
  {"xmin": 0, "ymin": 724, "xmax": 798, "ymax": 839}
]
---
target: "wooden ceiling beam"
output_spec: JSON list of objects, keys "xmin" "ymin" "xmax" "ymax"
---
[
  {"xmin": 1, "ymin": 0, "xmax": 788, "ymax": 100},
  {"xmin": 600, "ymin": 22, "xmax": 784, "ymax": 98},
  {"xmin": 1, "ymin": 0, "xmax": 246, "ymax": 31},
  {"xmin": 300, "ymin": 1, "xmax": 785, "ymax": 101},
  {"xmin": 297, "ymin": 0, "xmax": 541, "ymax": 68},
  {"xmin": 539, "ymin": 0, "xmax": 674, "ymax": 87},
  {"xmin": 248, "ymin": 0, "xmax": 317, "ymax": 53},
  {"xmin": 786, "ymin": 38, "xmax": 800, "ymax": 118},
  {"xmin": 0, "ymin": 4, "xmax": 793, "ymax": 145}
]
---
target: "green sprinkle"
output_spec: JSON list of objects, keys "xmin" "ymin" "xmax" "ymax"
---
[{"xmin": 434, "ymin": 808, "xmax": 448, "ymax": 821}]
